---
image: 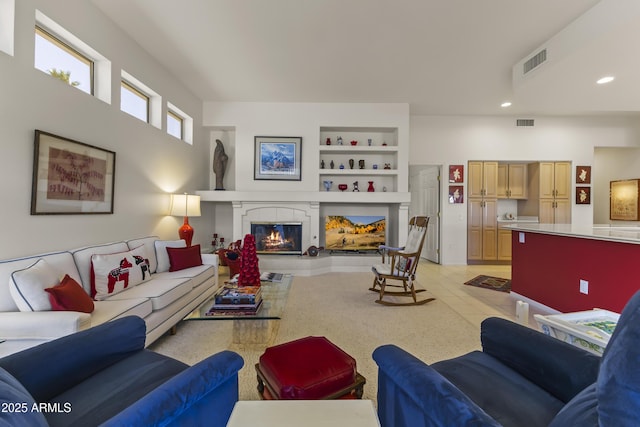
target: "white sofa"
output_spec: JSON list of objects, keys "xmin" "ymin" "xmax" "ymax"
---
[{"xmin": 0, "ymin": 236, "xmax": 219, "ymax": 355}]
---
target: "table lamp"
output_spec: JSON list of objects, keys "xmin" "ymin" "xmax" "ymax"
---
[{"xmin": 170, "ymin": 193, "xmax": 201, "ymax": 246}]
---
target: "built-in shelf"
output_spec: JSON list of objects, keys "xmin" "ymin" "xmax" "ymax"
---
[{"xmin": 319, "ymin": 169, "xmax": 396, "ymax": 176}]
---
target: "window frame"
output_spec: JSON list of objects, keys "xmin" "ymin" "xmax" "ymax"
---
[
  {"xmin": 35, "ymin": 25, "xmax": 94, "ymax": 95},
  {"xmin": 121, "ymin": 79, "xmax": 150, "ymax": 123},
  {"xmin": 167, "ymin": 109, "xmax": 184, "ymax": 140}
]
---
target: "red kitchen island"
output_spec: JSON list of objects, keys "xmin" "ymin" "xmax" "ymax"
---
[{"xmin": 508, "ymin": 224, "xmax": 640, "ymax": 313}]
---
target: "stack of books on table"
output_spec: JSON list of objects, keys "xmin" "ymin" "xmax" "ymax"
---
[{"xmin": 207, "ymin": 286, "xmax": 263, "ymax": 316}]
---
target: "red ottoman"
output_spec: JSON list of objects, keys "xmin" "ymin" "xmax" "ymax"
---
[{"xmin": 255, "ymin": 336, "xmax": 366, "ymax": 400}]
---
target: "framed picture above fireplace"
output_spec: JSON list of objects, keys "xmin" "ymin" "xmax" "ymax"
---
[{"xmin": 254, "ymin": 136, "xmax": 302, "ymax": 181}]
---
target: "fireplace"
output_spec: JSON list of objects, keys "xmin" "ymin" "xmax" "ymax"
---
[{"xmin": 251, "ymin": 222, "xmax": 303, "ymax": 255}]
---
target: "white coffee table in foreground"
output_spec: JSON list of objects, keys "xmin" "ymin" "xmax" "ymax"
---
[{"xmin": 226, "ymin": 400, "xmax": 380, "ymax": 426}]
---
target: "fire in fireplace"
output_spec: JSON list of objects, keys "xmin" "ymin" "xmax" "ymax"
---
[{"xmin": 250, "ymin": 222, "xmax": 303, "ymax": 255}]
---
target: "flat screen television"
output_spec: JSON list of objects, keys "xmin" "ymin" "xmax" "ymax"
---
[{"xmin": 325, "ymin": 215, "xmax": 386, "ymax": 252}]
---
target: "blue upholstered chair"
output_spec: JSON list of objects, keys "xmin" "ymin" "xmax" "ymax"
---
[
  {"xmin": 0, "ymin": 316, "xmax": 243, "ymax": 427},
  {"xmin": 373, "ymin": 289, "xmax": 640, "ymax": 426}
]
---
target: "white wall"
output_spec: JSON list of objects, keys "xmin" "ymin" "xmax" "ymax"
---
[
  {"xmin": 593, "ymin": 147, "xmax": 640, "ymax": 224},
  {"xmin": 202, "ymin": 102, "xmax": 410, "ymax": 192},
  {"xmin": 0, "ymin": 0, "xmax": 211, "ymax": 258},
  {"xmin": 410, "ymin": 115, "xmax": 640, "ymax": 264}
]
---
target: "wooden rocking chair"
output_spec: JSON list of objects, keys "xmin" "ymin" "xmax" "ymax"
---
[{"xmin": 370, "ymin": 216, "xmax": 435, "ymax": 306}]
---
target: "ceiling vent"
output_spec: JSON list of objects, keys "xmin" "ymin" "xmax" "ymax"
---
[
  {"xmin": 516, "ymin": 119, "xmax": 535, "ymax": 127},
  {"xmin": 523, "ymin": 49, "xmax": 547, "ymax": 74}
]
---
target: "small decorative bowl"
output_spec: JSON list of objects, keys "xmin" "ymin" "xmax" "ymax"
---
[
  {"xmin": 338, "ymin": 184, "xmax": 348, "ymax": 191},
  {"xmin": 350, "ymin": 140, "xmax": 358, "ymax": 146}
]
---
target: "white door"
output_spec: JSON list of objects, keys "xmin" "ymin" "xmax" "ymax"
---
[{"xmin": 409, "ymin": 165, "xmax": 441, "ymax": 263}]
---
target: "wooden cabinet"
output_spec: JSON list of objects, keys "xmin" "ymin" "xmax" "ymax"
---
[
  {"xmin": 519, "ymin": 162, "xmax": 571, "ymax": 224},
  {"xmin": 468, "ymin": 161, "xmax": 498, "ymax": 262},
  {"xmin": 468, "ymin": 161, "xmax": 498, "ymax": 198},
  {"xmin": 497, "ymin": 164, "xmax": 527, "ymax": 199},
  {"xmin": 497, "ymin": 228, "xmax": 513, "ymax": 261}
]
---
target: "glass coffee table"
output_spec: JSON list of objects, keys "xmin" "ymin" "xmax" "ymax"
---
[{"xmin": 184, "ymin": 274, "xmax": 292, "ymax": 321}]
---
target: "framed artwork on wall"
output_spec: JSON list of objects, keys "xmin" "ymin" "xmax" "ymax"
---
[
  {"xmin": 576, "ymin": 186, "xmax": 591, "ymax": 205},
  {"xmin": 31, "ymin": 130, "xmax": 116, "ymax": 215},
  {"xmin": 610, "ymin": 179, "xmax": 640, "ymax": 221},
  {"xmin": 576, "ymin": 166, "xmax": 591, "ymax": 184},
  {"xmin": 449, "ymin": 165, "xmax": 464, "ymax": 183},
  {"xmin": 254, "ymin": 136, "xmax": 302, "ymax": 181},
  {"xmin": 448, "ymin": 185, "xmax": 464, "ymax": 204}
]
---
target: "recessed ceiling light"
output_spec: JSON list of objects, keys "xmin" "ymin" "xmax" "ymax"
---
[
  {"xmin": 501, "ymin": 102, "xmax": 512, "ymax": 108},
  {"xmin": 597, "ymin": 76, "xmax": 614, "ymax": 84}
]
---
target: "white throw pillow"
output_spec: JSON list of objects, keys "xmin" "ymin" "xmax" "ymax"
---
[
  {"xmin": 9, "ymin": 259, "xmax": 61, "ymax": 311},
  {"xmin": 91, "ymin": 245, "xmax": 151, "ymax": 300},
  {"xmin": 154, "ymin": 240, "xmax": 186, "ymax": 273}
]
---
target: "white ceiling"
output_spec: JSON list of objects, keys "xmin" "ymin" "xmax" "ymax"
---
[{"xmin": 91, "ymin": 0, "xmax": 640, "ymax": 116}]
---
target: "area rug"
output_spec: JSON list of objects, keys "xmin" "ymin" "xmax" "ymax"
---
[{"xmin": 464, "ymin": 275, "xmax": 511, "ymax": 292}]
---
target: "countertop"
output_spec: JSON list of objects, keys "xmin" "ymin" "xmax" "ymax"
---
[{"xmin": 503, "ymin": 223, "xmax": 640, "ymax": 245}]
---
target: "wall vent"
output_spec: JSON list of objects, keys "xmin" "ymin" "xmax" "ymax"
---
[
  {"xmin": 523, "ymin": 49, "xmax": 547, "ymax": 74},
  {"xmin": 516, "ymin": 119, "xmax": 535, "ymax": 127}
]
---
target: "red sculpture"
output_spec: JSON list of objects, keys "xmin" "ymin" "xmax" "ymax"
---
[{"xmin": 238, "ymin": 234, "xmax": 261, "ymax": 286}]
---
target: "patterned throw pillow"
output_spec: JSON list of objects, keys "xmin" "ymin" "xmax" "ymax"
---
[
  {"xmin": 46, "ymin": 274, "xmax": 95, "ymax": 313},
  {"xmin": 91, "ymin": 245, "xmax": 151, "ymax": 300}
]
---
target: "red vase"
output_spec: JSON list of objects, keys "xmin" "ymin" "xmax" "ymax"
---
[{"xmin": 367, "ymin": 181, "xmax": 375, "ymax": 192}]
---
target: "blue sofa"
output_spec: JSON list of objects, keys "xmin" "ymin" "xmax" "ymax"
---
[
  {"xmin": 373, "ymin": 289, "xmax": 640, "ymax": 426},
  {"xmin": 0, "ymin": 316, "xmax": 243, "ymax": 427}
]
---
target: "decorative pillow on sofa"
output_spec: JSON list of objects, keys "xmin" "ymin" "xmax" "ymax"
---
[
  {"xmin": 46, "ymin": 274, "xmax": 95, "ymax": 313},
  {"xmin": 154, "ymin": 239, "xmax": 186, "ymax": 273},
  {"xmin": 167, "ymin": 244, "xmax": 203, "ymax": 272},
  {"xmin": 91, "ymin": 245, "xmax": 151, "ymax": 300},
  {"xmin": 9, "ymin": 258, "xmax": 61, "ymax": 311}
]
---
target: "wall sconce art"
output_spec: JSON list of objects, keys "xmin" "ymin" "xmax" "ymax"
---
[
  {"xmin": 610, "ymin": 179, "xmax": 640, "ymax": 221},
  {"xmin": 576, "ymin": 187, "xmax": 591, "ymax": 205},
  {"xmin": 448, "ymin": 185, "xmax": 464, "ymax": 204}
]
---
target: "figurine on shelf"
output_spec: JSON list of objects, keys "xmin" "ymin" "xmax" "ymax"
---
[
  {"xmin": 353, "ymin": 181, "xmax": 360, "ymax": 192},
  {"xmin": 330, "ymin": 160, "xmax": 335, "ymax": 169},
  {"xmin": 367, "ymin": 138, "xmax": 372, "ymax": 146},
  {"xmin": 368, "ymin": 181, "xmax": 375, "ymax": 192},
  {"xmin": 320, "ymin": 159, "xmax": 325, "ymax": 169},
  {"xmin": 323, "ymin": 180, "xmax": 333, "ymax": 191},
  {"xmin": 326, "ymin": 137, "xmax": 331, "ymax": 145},
  {"xmin": 337, "ymin": 136, "xmax": 343, "ymax": 145},
  {"xmin": 359, "ymin": 159, "xmax": 365, "ymax": 169},
  {"xmin": 384, "ymin": 163, "xmax": 391, "ymax": 169}
]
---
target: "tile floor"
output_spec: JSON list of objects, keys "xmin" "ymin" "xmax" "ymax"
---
[{"xmin": 415, "ymin": 261, "xmax": 556, "ymax": 331}]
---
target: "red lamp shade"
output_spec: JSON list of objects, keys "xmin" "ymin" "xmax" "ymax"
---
[{"xmin": 170, "ymin": 194, "xmax": 201, "ymax": 246}]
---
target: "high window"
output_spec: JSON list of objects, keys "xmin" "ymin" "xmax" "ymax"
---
[
  {"xmin": 166, "ymin": 102, "xmax": 193, "ymax": 144},
  {"xmin": 34, "ymin": 26, "xmax": 93, "ymax": 94},
  {"xmin": 167, "ymin": 110, "xmax": 183, "ymax": 139},
  {"xmin": 121, "ymin": 80, "xmax": 149, "ymax": 122}
]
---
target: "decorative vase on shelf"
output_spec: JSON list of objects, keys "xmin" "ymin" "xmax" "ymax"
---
[
  {"xmin": 326, "ymin": 137, "xmax": 331, "ymax": 145},
  {"xmin": 338, "ymin": 184, "xmax": 348, "ymax": 192},
  {"xmin": 350, "ymin": 140, "xmax": 358, "ymax": 146},
  {"xmin": 367, "ymin": 181, "xmax": 375, "ymax": 192},
  {"xmin": 367, "ymin": 138, "xmax": 372, "ymax": 146},
  {"xmin": 337, "ymin": 136, "xmax": 343, "ymax": 145},
  {"xmin": 339, "ymin": 163, "xmax": 345, "ymax": 169},
  {"xmin": 349, "ymin": 159, "xmax": 354, "ymax": 169},
  {"xmin": 323, "ymin": 180, "xmax": 333, "ymax": 191},
  {"xmin": 359, "ymin": 159, "xmax": 365, "ymax": 169}
]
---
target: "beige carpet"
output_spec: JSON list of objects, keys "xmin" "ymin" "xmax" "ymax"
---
[{"xmin": 150, "ymin": 272, "xmax": 481, "ymax": 402}]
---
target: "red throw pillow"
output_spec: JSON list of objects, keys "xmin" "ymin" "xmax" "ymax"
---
[
  {"xmin": 45, "ymin": 274, "xmax": 95, "ymax": 313},
  {"xmin": 167, "ymin": 244, "xmax": 203, "ymax": 272}
]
